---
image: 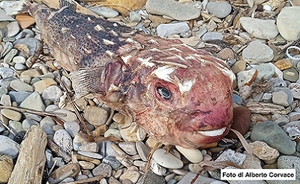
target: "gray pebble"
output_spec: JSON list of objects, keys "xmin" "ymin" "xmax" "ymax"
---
[
  {"xmin": 19, "ymin": 91, "xmax": 45, "ymax": 111},
  {"xmin": 102, "ymin": 156, "xmax": 121, "ymax": 170},
  {"xmin": 6, "ymin": 21, "xmax": 20, "ymax": 37},
  {"xmin": 9, "ymin": 121, "xmax": 24, "ymax": 133},
  {"xmin": 207, "ymin": 1, "xmax": 232, "ymax": 18},
  {"xmin": 100, "ymin": 141, "xmax": 117, "ymax": 157},
  {"xmin": 42, "ymin": 85, "xmax": 62, "ymax": 102},
  {"xmin": 289, "ymin": 83, "xmax": 300, "ymax": 99},
  {"xmin": 64, "ymin": 121, "xmax": 80, "ymax": 137},
  {"xmin": 0, "ymin": 42, "xmax": 13, "ymax": 58},
  {"xmin": 283, "ymin": 67, "xmax": 299, "ymax": 82},
  {"xmin": 253, "ymin": 63, "xmax": 275, "ymax": 81},
  {"xmin": 139, "ymin": 171, "xmax": 169, "ymax": 184},
  {"xmin": 118, "ymin": 142, "xmax": 137, "ymax": 155},
  {"xmin": 92, "ymin": 163, "xmax": 112, "ymax": 177},
  {"xmin": 242, "ymin": 40, "xmax": 274, "ymax": 64},
  {"xmin": 136, "ymin": 141, "xmax": 150, "ymax": 162},
  {"xmin": 15, "ymin": 29, "xmax": 35, "ymax": 39},
  {"xmin": 89, "ymin": 6, "xmax": 119, "ymax": 18},
  {"xmin": 156, "ymin": 22, "xmax": 190, "ymax": 38},
  {"xmin": 0, "ymin": 67, "xmax": 15, "ymax": 78},
  {"xmin": 22, "ymin": 119, "xmax": 39, "ymax": 131},
  {"xmin": 4, "ymin": 49, "xmax": 18, "ymax": 64},
  {"xmin": 0, "ymin": 135, "xmax": 20, "ymax": 159},
  {"xmin": 129, "ymin": 11, "xmax": 141, "ymax": 22},
  {"xmin": 273, "ymin": 87, "xmax": 293, "ymax": 106},
  {"xmin": 8, "ymin": 91, "xmax": 31, "ymax": 105},
  {"xmin": 40, "ymin": 116, "xmax": 55, "ymax": 135},
  {"xmin": 53, "ymin": 129, "xmax": 73, "ymax": 154},
  {"xmin": 251, "ymin": 121, "xmax": 296, "ymax": 155},
  {"xmin": 45, "ymin": 149, "xmax": 54, "ymax": 168},
  {"xmin": 13, "ymin": 38, "xmax": 42, "ymax": 57},
  {"xmin": 277, "ymin": 156, "xmax": 300, "ymax": 180},
  {"xmin": 10, "ymin": 79, "xmax": 33, "ymax": 92},
  {"xmin": 14, "ymin": 63, "xmax": 27, "ymax": 71},
  {"xmin": 0, "ymin": 9, "xmax": 14, "ymax": 21},
  {"xmin": 0, "ymin": 86, "xmax": 8, "ymax": 97},
  {"xmin": 202, "ymin": 32, "xmax": 223, "ymax": 41}
]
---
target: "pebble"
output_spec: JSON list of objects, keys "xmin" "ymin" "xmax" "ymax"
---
[
  {"xmin": 178, "ymin": 172, "xmax": 226, "ymax": 184},
  {"xmin": 277, "ymin": 6, "xmax": 300, "ymax": 41},
  {"xmin": 175, "ymin": 146, "xmax": 203, "ymax": 163},
  {"xmin": 32, "ymin": 78, "xmax": 57, "ymax": 94},
  {"xmin": 251, "ymin": 121, "xmax": 296, "ymax": 155},
  {"xmin": 79, "ymin": 142, "xmax": 99, "ymax": 153},
  {"xmin": 78, "ymin": 151, "xmax": 103, "ymax": 159},
  {"xmin": 277, "ymin": 156, "xmax": 300, "ymax": 180},
  {"xmin": 156, "ymin": 22, "xmax": 190, "ymax": 38},
  {"xmin": 239, "ymin": 17, "xmax": 278, "ymax": 39},
  {"xmin": 14, "ymin": 63, "xmax": 27, "ymax": 70},
  {"xmin": 78, "ymin": 161, "xmax": 95, "ymax": 170},
  {"xmin": 129, "ymin": 11, "xmax": 141, "ymax": 23},
  {"xmin": 0, "ymin": 155, "xmax": 14, "ymax": 183},
  {"xmin": 73, "ymin": 133, "xmax": 89, "ymax": 151},
  {"xmin": 64, "ymin": 121, "xmax": 80, "ymax": 137},
  {"xmin": 136, "ymin": 141, "xmax": 150, "ymax": 162},
  {"xmin": 202, "ymin": 32, "xmax": 223, "ymax": 41},
  {"xmin": 54, "ymin": 109, "xmax": 77, "ymax": 122},
  {"xmin": 104, "ymin": 128, "xmax": 122, "ymax": 140},
  {"xmin": 206, "ymin": 1, "xmax": 232, "ymax": 18},
  {"xmin": 4, "ymin": 49, "xmax": 18, "ymax": 64},
  {"xmin": 42, "ymin": 86, "xmax": 62, "ymax": 102},
  {"xmin": 253, "ymin": 63, "xmax": 275, "ymax": 81},
  {"xmin": 8, "ymin": 91, "xmax": 31, "ymax": 105},
  {"xmin": 20, "ymin": 69, "xmax": 41, "ymax": 78},
  {"xmin": 9, "ymin": 121, "xmax": 24, "ymax": 133},
  {"xmin": 152, "ymin": 148, "xmax": 183, "ymax": 169},
  {"xmin": 6, "ymin": 21, "xmax": 20, "ymax": 37},
  {"xmin": 118, "ymin": 142, "xmax": 137, "ymax": 155},
  {"xmin": 0, "ymin": 67, "xmax": 14, "ymax": 78},
  {"xmin": 120, "ymin": 170, "xmax": 141, "ymax": 183},
  {"xmin": 102, "ymin": 156, "xmax": 121, "ymax": 170},
  {"xmin": 139, "ymin": 171, "xmax": 165, "ymax": 184},
  {"xmin": 242, "ymin": 40, "xmax": 274, "ymax": 64},
  {"xmin": 1, "ymin": 109, "xmax": 22, "ymax": 122},
  {"xmin": 0, "ymin": 135, "xmax": 20, "ymax": 158},
  {"xmin": 145, "ymin": 0, "xmax": 201, "ymax": 21},
  {"xmin": 250, "ymin": 141, "xmax": 279, "ymax": 164},
  {"xmin": 216, "ymin": 149, "xmax": 246, "ymax": 166},
  {"xmin": 150, "ymin": 159, "xmax": 167, "ymax": 176},
  {"xmin": 273, "ymin": 87, "xmax": 293, "ymax": 106},
  {"xmin": 49, "ymin": 163, "xmax": 80, "ymax": 182},
  {"xmin": 13, "ymin": 38, "xmax": 42, "ymax": 57},
  {"xmin": 83, "ymin": 106, "xmax": 108, "ymax": 126},
  {"xmin": 10, "ymin": 79, "xmax": 33, "ymax": 92},
  {"xmin": 283, "ymin": 67, "xmax": 299, "ymax": 82},
  {"xmin": 289, "ymin": 83, "xmax": 300, "ymax": 99},
  {"xmin": 0, "ymin": 8, "xmax": 14, "ymax": 21},
  {"xmin": 89, "ymin": 6, "xmax": 119, "ymax": 18},
  {"xmin": 19, "ymin": 91, "xmax": 45, "ymax": 111},
  {"xmin": 53, "ymin": 129, "xmax": 73, "ymax": 154},
  {"xmin": 274, "ymin": 58, "xmax": 293, "ymax": 70},
  {"xmin": 22, "ymin": 119, "xmax": 39, "ymax": 130},
  {"xmin": 92, "ymin": 163, "xmax": 112, "ymax": 177},
  {"xmin": 237, "ymin": 68, "xmax": 258, "ymax": 89},
  {"xmin": 119, "ymin": 123, "xmax": 147, "ymax": 142}
]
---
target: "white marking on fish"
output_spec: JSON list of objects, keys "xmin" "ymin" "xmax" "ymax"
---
[
  {"xmin": 138, "ymin": 57, "xmax": 155, "ymax": 67},
  {"xmin": 121, "ymin": 55, "xmax": 132, "ymax": 64},
  {"xmin": 178, "ymin": 79, "xmax": 195, "ymax": 94},
  {"xmin": 151, "ymin": 66, "xmax": 175, "ymax": 82},
  {"xmin": 185, "ymin": 55, "xmax": 196, "ymax": 60},
  {"xmin": 149, "ymin": 39, "xmax": 158, "ymax": 44},
  {"xmin": 197, "ymin": 127, "xmax": 226, "ymax": 137},
  {"xmin": 61, "ymin": 27, "xmax": 69, "ymax": 33},
  {"xmin": 94, "ymin": 24, "xmax": 104, "ymax": 31},
  {"xmin": 103, "ymin": 39, "xmax": 115, "ymax": 45},
  {"xmin": 168, "ymin": 47, "xmax": 182, "ymax": 52},
  {"xmin": 105, "ymin": 50, "xmax": 116, "ymax": 57},
  {"xmin": 110, "ymin": 30, "xmax": 118, "ymax": 36}
]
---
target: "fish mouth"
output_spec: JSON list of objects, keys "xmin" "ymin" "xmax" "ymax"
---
[{"xmin": 197, "ymin": 127, "xmax": 227, "ymax": 137}]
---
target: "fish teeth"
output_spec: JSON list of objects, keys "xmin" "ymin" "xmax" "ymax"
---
[{"xmin": 197, "ymin": 127, "xmax": 226, "ymax": 137}]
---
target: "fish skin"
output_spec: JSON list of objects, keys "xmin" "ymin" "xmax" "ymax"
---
[{"xmin": 28, "ymin": 3, "xmax": 235, "ymax": 148}]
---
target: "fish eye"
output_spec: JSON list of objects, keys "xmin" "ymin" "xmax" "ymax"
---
[{"xmin": 157, "ymin": 87, "xmax": 172, "ymax": 100}]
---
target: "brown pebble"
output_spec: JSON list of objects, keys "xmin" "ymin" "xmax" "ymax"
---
[
  {"xmin": 217, "ymin": 48, "xmax": 234, "ymax": 60},
  {"xmin": 274, "ymin": 59, "xmax": 293, "ymax": 70},
  {"xmin": 226, "ymin": 106, "xmax": 251, "ymax": 138},
  {"xmin": 231, "ymin": 60, "xmax": 246, "ymax": 74}
]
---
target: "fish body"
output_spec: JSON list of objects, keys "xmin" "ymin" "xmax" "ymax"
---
[{"xmin": 29, "ymin": 4, "xmax": 235, "ymax": 148}]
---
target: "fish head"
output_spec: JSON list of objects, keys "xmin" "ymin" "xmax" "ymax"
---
[{"xmin": 127, "ymin": 45, "xmax": 235, "ymax": 148}]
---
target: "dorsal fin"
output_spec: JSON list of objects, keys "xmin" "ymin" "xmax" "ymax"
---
[{"xmin": 59, "ymin": 0, "xmax": 77, "ymax": 10}]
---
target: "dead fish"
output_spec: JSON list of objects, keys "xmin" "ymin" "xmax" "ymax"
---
[{"xmin": 26, "ymin": 2, "xmax": 235, "ymax": 148}]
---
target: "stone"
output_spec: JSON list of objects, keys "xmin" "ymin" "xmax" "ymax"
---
[
  {"xmin": 274, "ymin": 59, "xmax": 293, "ymax": 70},
  {"xmin": 119, "ymin": 122, "xmax": 147, "ymax": 142},
  {"xmin": 178, "ymin": 172, "xmax": 226, "ymax": 184},
  {"xmin": 64, "ymin": 121, "xmax": 80, "ymax": 137},
  {"xmin": 9, "ymin": 121, "xmax": 24, "ymax": 133},
  {"xmin": 42, "ymin": 86, "xmax": 62, "ymax": 102},
  {"xmin": 89, "ymin": 6, "xmax": 119, "ymax": 18},
  {"xmin": 22, "ymin": 119, "xmax": 39, "ymax": 131},
  {"xmin": 202, "ymin": 31, "xmax": 223, "ymax": 41},
  {"xmin": 139, "ymin": 171, "xmax": 165, "ymax": 184},
  {"xmin": 0, "ymin": 67, "xmax": 14, "ymax": 78},
  {"xmin": 84, "ymin": 106, "xmax": 108, "ymax": 126},
  {"xmin": 156, "ymin": 22, "xmax": 190, "ymax": 38},
  {"xmin": 10, "ymin": 79, "xmax": 33, "ymax": 92},
  {"xmin": 289, "ymin": 83, "xmax": 300, "ymax": 99},
  {"xmin": 145, "ymin": 0, "xmax": 201, "ymax": 21},
  {"xmin": 13, "ymin": 38, "xmax": 42, "ymax": 58},
  {"xmin": 277, "ymin": 156, "xmax": 300, "ymax": 180},
  {"xmin": 136, "ymin": 141, "xmax": 150, "ymax": 162},
  {"xmin": 4, "ymin": 49, "xmax": 18, "ymax": 64},
  {"xmin": 54, "ymin": 109, "xmax": 77, "ymax": 122},
  {"xmin": 240, "ymin": 17, "xmax": 278, "ymax": 39},
  {"xmin": 250, "ymin": 141, "xmax": 279, "ymax": 164},
  {"xmin": 102, "ymin": 156, "xmax": 121, "ymax": 170},
  {"xmin": 216, "ymin": 149, "xmax": 246, "ymax": 166},
  {"xmin": 118, "ymin": 142, "xmax": 137, "ymax": 156},
  {"xmin": 0, "ymin": 8, "xmax": 14, "ymax": 21},
  {"xmin": 237, "ymin": 68, "xmax": 258, "ymax": 89},
  {"xmin": 78, "ymin": 161, "xmax": 95, "ymax": 170},
  {"xmin": 1, "ymin": 109, "xmax": 22, "ymax": 121},
  {"xmin": 8, "ymin": 91, "xmax": 31, "ymax": 105},
  {"xmin": 104, "ymin": 128, "xmax": 122, "ymax": 140},
  {"xmin": 250, "ymin": 121, "xmax": 296, "ymax": 155},
  {"xmin": 73, "ymin": 133, "xmax": 89, "ymax": 151},
  {"xmin": 152, "ymin": 148, "xmax": 183, "ymax": 169},
  {"xmin": 252, "ymin": 63, "xmax": 275, "ymax": 81},
  {"xmin": 49, "ymin": 163, "xmax": 80, "ymax": 181},
  {"xmin": 0, "ymin": 155, "xmax": 13, "ymax": 183},
  {"xmin": 78, "ymin": 151, "xmax": 103, "ymax": 159},
  {"xmin": 175, "ymin": 146, "xmax": 203, "ymax": 163},
  {"xmin": 129, "ymin": 11, "xmax": 141, "ymax": 22},
  {"xmin": 231, "ymin": 60, "xmax": 246, "ymax": 74},
  {"xmin": 0, "ymin": 135, "xmax": 20, "ymax": 158},
  {"xmin": 32, "ymin": 78, "xmax": 57, "ymax": 94},
  {"xmin": 283, "ymin": 67, "xmax": 299, "ymax": 82},
  {"xmin": 120, "ymin": 170, "xmax": 141, "ymax": 183},
  {"xmin": 217, "ymin": 48, "xmax": 234, "ymax": 61},
  {"xmin": 273, "ymin": 87, "xmax": 293, "ymax": 107},
  {"xmin": 20, "ymin": 91, "xmax": 45, "ymax": 111},
  {"xmin": 92, "ymin": 163, "xmax": 112, "ymax": 177},
  {"xmin": 79, "ymin": 142, "xmax": 99, "ymax": 153},
  {"xmin": 150, "ymin": 159, "xmax": 167, "ymax": 176},
  {"xmin": 242, "ymin": 40, "xmax": 274, "ymax": 64},
  {"xmin": 207, "ymin": 1, "xmax": 231, "ymax": 18},
  {"xmin": 20, "ymin": 69, "xmax": 41, "ymax": 78},
  {"xmin": 226, "ymin": 106, "xmax": 251, "ymax": 138},
  {"xmin": 6, "ymin": 21, "xmax": 20, "ymax": 37},
  {"xmin": 14, "ymin": 63, "xmax": 27, "ymax": 70},
  {"xmin": 277, "ymin": 6, "xmax": 300, "ymax": 41},
  {"xmin": 53, "ymin": 129, "xmax": 73, "ymax": 154},
  {"xmin": 40, "ymin": 116, "xmax": 55, "ymax": 135}
]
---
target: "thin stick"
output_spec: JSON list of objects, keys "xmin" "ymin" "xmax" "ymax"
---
[
  {"xmin": 0, "ymin": 105, "xmax": 66, "ymax": 117},
  {"xmin": 65, "ymin": 174, "xmax": 107, "ymax": 184}
]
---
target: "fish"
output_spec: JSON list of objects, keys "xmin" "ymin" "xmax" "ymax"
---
[{"xmin": 26, "ymin": 2, "xmax": 235, "ymax": 149}]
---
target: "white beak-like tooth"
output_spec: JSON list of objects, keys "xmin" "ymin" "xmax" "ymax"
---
[{"xmin": 197, "ymin": 127, "xmax": 226, "ymax": 137}]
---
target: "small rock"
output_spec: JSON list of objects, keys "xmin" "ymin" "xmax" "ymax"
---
[
  {"xmin": 0, "ymin": 8, "xmax": 14, "ymax": 21},
  {"xmin": 6, "ymin": 21, "xmax": 20, "ymax": 37},
  {"xmin": 14, "ymin": 63, "xmax": 27, "ymax": 70},
  {"xmin": 188, "ymin": 163, "xmax": 202, "ymax": 173},
  {"xmin": 13, "ymin": 38, "xmax": 42, "ymax": 58},
  {"xmin": 215, "ymin": 149, "xmax": 246, "ymax": 166},
  {"xmin": 178, "ymin": 172, "xmax": 226, "ymax": 184},
  {"xmin": 283, "ymin": 67, "xmax": 299, "ymax": 82},
  {"xmin": 84, "ymin": 106, "xmax": 108, "ymax": 126},
  {"xmin": 242, "ymin": 153, "xmax": 263, "ymax": 169},
  {"xmin": 272, "ymin": 87, "xmax": 293, "ymax": 107},
  {"xmin": 277, "ymin": 156, "xmax": 300, "ymax": 180},
  {"xmin": 119, "ymin": 122, "xmax": 147, "ymax": 142},
  {"xmin": 0, "ymin": 155, "xmax": 14, "ymax": 183},
  {"xmin": 175, "ymin": 146, "xmax": 203, "ymax": 163},
  {"xmin": 109, "ymin": 177, "xmax": 121, "ymax": 184},
  {"xmin": 253, "ymin": 63, "xmax": 275, "ymax": 81},
  {"xmin": 92, "ymin": 163, "xmax": 112, "ymax": 177},
  {"xmin": 207, "ymin": 1, "xmax": 231, "ymax": 18},
  {"xmin": 64, "ymin": 121, "xmax": 80, "ymax": 137},
  {"xmin": 242, "ymin": 40, "xmax": 274, "ymax": 64},
  {"xmin": 150, "ymin": 159, "xmax": 167, "ymax": 176},
  {"xmin": 274, "ymin": 59, "xmax": 293, "ymax": 70},
  {"xmin": 146, "ymin": 0, "xmax": 201, "ymax": 21},
  {"xmin": 49, "ymin": 163, "xmax": 80, "ymax": 181},
  {"xmin": 78, "ymin": 151, "xmax": 103, "ymax": 159},
  {"xmin": 53, "ymin": 129, "xmax": 73, "ymax": 154},
  {"xmin": 9, "ymin": 121, "xmax": 24, "ymax": 133},
  {"xmin": 277, "ymin": 6, "xmax": 300, "ymax": 41},
  {"xmin": 120, "ymin": 170, "xmax": 141, "ymax": 183},
  {"xmin": 238, "ymin": 85, "xmax": 252, "ymax": 100},
  {"xmin": 20, "ymin": 91, "xmax": 45, "ymax": 111},
  {"xmin": 1, "ymin": 109, "xmax": 22, "ymax": 121},
  {"xmin": 239, "ymin": 17, "xmax": 278, "ymax": 39},
  {"xmin": 202, "ymin": 31, "xmax": 223, "ymax": 41},
  {"xmin": 73, "ymin": 133, "xmax": 89, "ymax": 151},
  {"xmin": 10, "ymin": 79, "xmax": 33, "ymax": 92},
  {"xmin": 79, "ymin": 142, "xmax": 99, "ymax": 153},
  {"xmin": 40, "ymin": 116, "xmax": 55, "ymax": 135},
  {"xmin": 136, "ymin": 141, "xmax": 150, "ymax": 162},
  {"xmin": 78, "ymin": 161, "xmax": 95, "ymax": 170},
  {"xmin": 32, "ymin": 78, "xmax": 57, "ymax": 94},
  {"xmin": 42, "ymin": 86, "xmax": 62, "ymax": 102},
  {"xmin": 4, "ymin": 49, "xmax": 18, "ymax": 64},
  {"xmin": 138, "ymin": 171, "xmax": 165, "ymax": 184},
  {"xmin": 250, "ymin": 141, "xmax": 279, "ymax": 164},
  {"xmin": 20, "ymin": 69, "xmax": 41, "ymax": 78},
  {"xmin": 0, "ymin": 67, "xmax": 14, "ymax": 78},
  {"xmin": 102, "ymin": 156, "xmax": 121, "ymax": 170},
  {"xmin": 89, "ymin": 6, "xmax": 119, "ymax": 18},
  {"xmin": 217, "ymin": 48, "xmax": 234, "ymax": 61},
  {"xmin": 118, "ymin": 142, "xmax": 137, "ymax": 155},
  {"xmin": 289, "ymin": 83, "xmax": 300, "ymax": 99},
  {"xmin": 237, "ymin": 68, "xmax": 258, "ymax": 89},
  {"xmin": 0, "ymin": 135, "xmax": 20, "ymax": 158},
  {"xmin": 8, "ymin": 91, "xmax": 31, "ymax": 105},
  {"xmin": 226, "ymin": 106, "xmax": 251, "ymax": 138},
  {"xmin": 54, "ymin": 109, "xmax": 77, "ymax": 122},
  {"xmin": 156, "ymin": 22, "xmax": 190, "ymax": 38},
  {"xmin": 152, "ymin": 148, "xmax": 183, "ymax": 169},
  {"xmin": 250, "ymin": 121, "xmax": 296, "ymax": 155},
  {"xmin": 104, "ymin": 128, "xmax": 122, "ymax": 140},
  {"xmin": 129, "ymin": 11, "xmax": 141, "ymax": 22}
]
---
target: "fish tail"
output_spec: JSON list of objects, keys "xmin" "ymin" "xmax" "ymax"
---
[{"xmin": 17, "ymin": 1, "xmax": 40, "ymax": 16}]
